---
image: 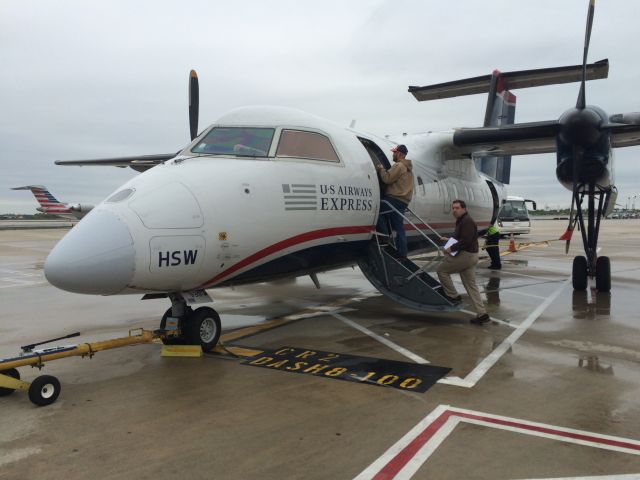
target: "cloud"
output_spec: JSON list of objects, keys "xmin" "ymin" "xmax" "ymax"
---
[{"xmin": 1, "ymin": 0, "xmax": 639, "ymax": 212}]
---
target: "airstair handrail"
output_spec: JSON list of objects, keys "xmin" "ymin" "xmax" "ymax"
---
[{"xmin": 379, "ymin": 200, "xmax": 442, "ymax": 252}]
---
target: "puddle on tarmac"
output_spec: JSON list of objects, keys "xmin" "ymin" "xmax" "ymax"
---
[{"xmin": 221, "ymin": 314, "xmax": 267, "ymax": 330}]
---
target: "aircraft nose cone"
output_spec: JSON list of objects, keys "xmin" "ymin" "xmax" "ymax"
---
[{"xmin": 44, "ymin": 210, "xmax": 135, "ymax": 294}]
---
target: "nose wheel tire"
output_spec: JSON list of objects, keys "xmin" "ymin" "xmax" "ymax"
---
[
  {"xmin": 595, "ymin": 256, "xmax": 611, "ymax": 292},
  {"xmin": 572, "ymin": 255, "xmax": 588, "ymax": 291},
  {"xmin": 186, "ymin": 307, "xmax": 221, "ymax": 351},
  {"xmin": 28, "ymin": 375, "xmax": 61, "ymax": 407},
  {"xmin": 0, "ymin": 368, "xmax": 20, "ymax": 397}
]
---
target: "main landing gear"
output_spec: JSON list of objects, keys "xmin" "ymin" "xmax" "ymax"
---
[
  {"xmin": 159, "ymin": 294, "xmax": 221, "ymax": 351},
  {"xmin": 572, "ymin": 255, "xmax": 610, "ymax": 292},
  {"xmin": 570, "ymin": 183, "xmax": 612, "ymax": 293}
]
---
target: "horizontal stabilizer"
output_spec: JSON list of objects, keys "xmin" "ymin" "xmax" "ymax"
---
[
  {"xmin": 55, "ymin": 153, "xmax": 177, "ymax": 172},
  {"xmin": 409, "ymin": 59, "xmax": 608, "ymax": 101}
]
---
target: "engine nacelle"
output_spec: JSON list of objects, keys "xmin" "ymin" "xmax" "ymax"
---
[
  {"xmin": 556, "ymin": 105, "xmax": 613, "ymax": 191},
  {"xmin": 68, "ymin": 203, "xmax": 95, "ymax": 213}
]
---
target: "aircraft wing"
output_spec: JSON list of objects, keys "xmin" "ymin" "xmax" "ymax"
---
[
  {"xmin": 55, "ymin": 153, "xmax": 177, "ymax": 172},
  {"xmin": 452, "ymin": 120, "xmax": 640, "ymax": 157},
  {"xmin": 453, "ymin": 121, "xmax": 559, "ymax": 156}
]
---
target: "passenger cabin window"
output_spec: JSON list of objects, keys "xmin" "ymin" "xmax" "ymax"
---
[
  {"xmin": 192, "ymin": 127, "xmax": 274, "ymax": 157},
  {"xmin": 276, "ymin": 129, "xmax": 339, "ymax": 162}
]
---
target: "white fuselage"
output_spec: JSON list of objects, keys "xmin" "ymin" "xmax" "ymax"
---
[{"xmin": 44, "ymin": 107, "xmax": 504, "ymax": 295}]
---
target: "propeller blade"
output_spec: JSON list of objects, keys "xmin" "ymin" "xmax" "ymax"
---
[
  {"xmin": 189, "ymin": 70, "xmax": 199, "ymax": 141},
  {"xmin": 576, "ymin": 0, "xmax": 596, "ymax": 109}
]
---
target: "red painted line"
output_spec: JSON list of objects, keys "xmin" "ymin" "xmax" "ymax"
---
[
  {"xmin": 201, "ymin": 225, "xmax": 374, "ymax": 287},
  {"xmin": 455, "ymin": 411, "xmax": 640, "ymax": 452},
  {"xmin": 373, "ymin": 411, "xmax": 453, "ymax": 480},
  {"xmin": 372, "ymin": 408, "xmax": 640, "ymax": 479}
]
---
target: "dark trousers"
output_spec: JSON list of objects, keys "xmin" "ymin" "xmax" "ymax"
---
[
  {"xmin": 377, "ymin": 196, "xmax": 408, "ymax": 257},
  {"xmin": 485, "ymin": 232, "xmax": 501, "ymax": 267}
]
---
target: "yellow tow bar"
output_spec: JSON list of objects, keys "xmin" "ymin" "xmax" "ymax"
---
[{"xmin": 0, "ymin": 328, "xmax": 158, "ymax": 407}]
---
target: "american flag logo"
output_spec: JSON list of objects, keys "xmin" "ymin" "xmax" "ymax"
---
[
  {"xmin": 32, "ymin": 187, "xmax": 71, "ymax": 213},
  {"xmin": 282, "ymin": 184, "xmax": 318, "ymax": 211}
]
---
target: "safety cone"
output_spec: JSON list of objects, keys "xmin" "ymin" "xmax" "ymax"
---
[{"xmin": 508, "ymin": 234, "xmax": 517, "ymax": 253}]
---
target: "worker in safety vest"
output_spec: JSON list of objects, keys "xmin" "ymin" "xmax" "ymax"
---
[{"xmin": 485, "ymin": 223, "xmax": 502, "ymax": 270}]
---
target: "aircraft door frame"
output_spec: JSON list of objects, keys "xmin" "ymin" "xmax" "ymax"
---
[
  {"xmin": 357, "ymin": 137, "xmax": 392, "ymax": 222},
  {"xmin": 486, "ymin": 180, "xmax": 500, "ymax": 224}
]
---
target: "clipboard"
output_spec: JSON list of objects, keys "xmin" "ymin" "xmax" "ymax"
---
[{"xmin": 444, "ymin": 237, "xmax": 458, "ymax": 256}]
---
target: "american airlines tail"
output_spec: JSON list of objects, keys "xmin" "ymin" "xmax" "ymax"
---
[{"xmin": 11, "ymin": 185, "xmax": 94, "ymax": 219}]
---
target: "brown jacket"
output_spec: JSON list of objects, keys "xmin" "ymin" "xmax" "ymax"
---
[
  {"xmin": 379, "ymin": 158, "xmax": 414, "ymax": 204},
  {"xmin": 451, "ymin": 212, "xmax": 479, "ymax": 253}
]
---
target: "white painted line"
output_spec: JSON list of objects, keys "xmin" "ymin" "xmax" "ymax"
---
[
  {"xmin": 497, "ymin": 289, "xmax": 547, "ymax": 300},
  {"xmin": 459, "ymin": 309, "xmax": 514, "ymax": 328},
  {"xmin": 330, "ymin": 312, "xmax": 431, "ymax": 365},
  {"xmin": 353, "ymin": 404, "xmax": 450, "ymax": 480},
  {"xmin": 354, "ymin": 404, "xmax": 640, "ymax": 480},
  {"xmin": 500, "ymin": 270, "xmax": 564, "ymax": 282},
  {"xmin": 438, "ymin": 277, "xmax": 571, "ymax": 388},
  {"xmin": 396, "ymin": 417, "xmax": 460, "ymax": 479}
]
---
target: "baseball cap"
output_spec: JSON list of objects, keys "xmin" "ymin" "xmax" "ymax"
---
[{"xmin": 391, "ymin": 144, "xmax": 408, "ymax": 155}]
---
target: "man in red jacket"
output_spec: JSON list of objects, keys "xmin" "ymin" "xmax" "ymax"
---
[{"xmin": 437, "ymin": 199, "xmax": 490, "ymax": 325}]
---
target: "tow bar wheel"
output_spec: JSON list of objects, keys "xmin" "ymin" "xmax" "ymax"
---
[{"xmin": 28, "ymin": 375, "xmax": 61, "ymax": 407}]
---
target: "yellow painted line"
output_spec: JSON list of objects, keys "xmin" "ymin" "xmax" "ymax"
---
[
  {"xmin": 220, "ymin": 302, "xmax": 354, "ymax": 344},
  {"xmin": 211, "ymin": 301, "xmax": 358, "ymax": 358},
  {"xmin": 211, "ymin": 345, "xmax": 263, "ymax": 358}
]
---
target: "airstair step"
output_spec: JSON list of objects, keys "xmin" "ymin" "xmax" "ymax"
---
[{"xmin": 358, "ymin": 242, "xmax": 461, "ymax": 312}]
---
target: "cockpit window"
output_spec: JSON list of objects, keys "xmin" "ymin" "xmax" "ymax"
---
[
  {"xmin": 191, "ymin": 127, "xmax": 274, "ymax": 156},
  {"xmin": 106, "ymin": 188, "xmax": 134, "ymax": 203},
  {"xmin": 276, "ymin": 129, "xmax": 339, "ymax": 162}
]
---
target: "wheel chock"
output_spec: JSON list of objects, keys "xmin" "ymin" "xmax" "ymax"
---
[{"xmin": 160, "ymin": 345, "xmax": 203, "ymax": 357}]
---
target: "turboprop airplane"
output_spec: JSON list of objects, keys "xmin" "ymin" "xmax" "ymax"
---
[
  {"xmin": 44, "ymin": 1, "xmax": 640, "ymax": 351},
  {"xmin": 11, "ymin": 185, "xmax": 94, "ymax": 220}
]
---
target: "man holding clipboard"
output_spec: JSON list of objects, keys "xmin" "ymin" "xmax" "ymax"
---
[{"xmin": 437, "ymin": 200, "xmax": 490, "ymax": 325}]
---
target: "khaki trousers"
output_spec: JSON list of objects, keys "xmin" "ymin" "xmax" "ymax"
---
[{"xmin": 437, "ymin": 250, "xmax": 486, "ymax": 315}]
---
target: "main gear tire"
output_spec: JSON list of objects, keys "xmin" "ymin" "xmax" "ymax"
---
[
  {"xmin": 595, "ymin": 256, "xmax": 611, "ymax": 293},
  {"xmin": 572, "ymin": 255, "xmax": 588, "ymax": 291}
]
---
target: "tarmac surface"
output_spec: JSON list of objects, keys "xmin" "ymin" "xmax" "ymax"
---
[{"xmin": 1, "ymin": 219, "xmax": 640, "ymax": 479}]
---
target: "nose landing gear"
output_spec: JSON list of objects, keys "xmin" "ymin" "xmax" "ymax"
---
[{"xmin": 160, "ymin": 294, "xmax": 221, "ymax": 351}]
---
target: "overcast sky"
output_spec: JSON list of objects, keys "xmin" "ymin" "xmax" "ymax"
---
[{"xmin": 2, "ymin": 0, "xmax": 639, "ymax": 213}]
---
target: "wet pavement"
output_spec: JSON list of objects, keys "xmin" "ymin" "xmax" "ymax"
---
[{"xmin": 1, "ymin": 219, "xmax": 640, "ymax": 479}]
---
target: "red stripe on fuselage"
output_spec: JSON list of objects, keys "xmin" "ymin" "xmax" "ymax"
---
[
  {"xmin": 201, "ymin": 220, "xmax": 491, "ymax": 288},
  {"xmin": 201, "ymin": 225, "xmax": 374, "ymax": 287}
]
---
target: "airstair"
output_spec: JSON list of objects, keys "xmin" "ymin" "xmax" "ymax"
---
[{"xmin": 358, "ymin": 201, "xmax": 461, "ymax": 312}]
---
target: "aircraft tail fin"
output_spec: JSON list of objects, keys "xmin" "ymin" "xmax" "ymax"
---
[
  {"xmin": 408, "ymin": 59, "xmax": 609, "ymax": 185},
  {"xmin": 12, "ymin": 185, "xmax": 69, "ymax": 212},
  {"xmin": 477, "ymin": 70, "xmax": 516, "ymax": 184}
]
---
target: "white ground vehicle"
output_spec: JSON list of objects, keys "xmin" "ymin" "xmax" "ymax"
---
[{"xmin": 497, "ymin": 196, "xmax": 537, "ymax": 235}]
